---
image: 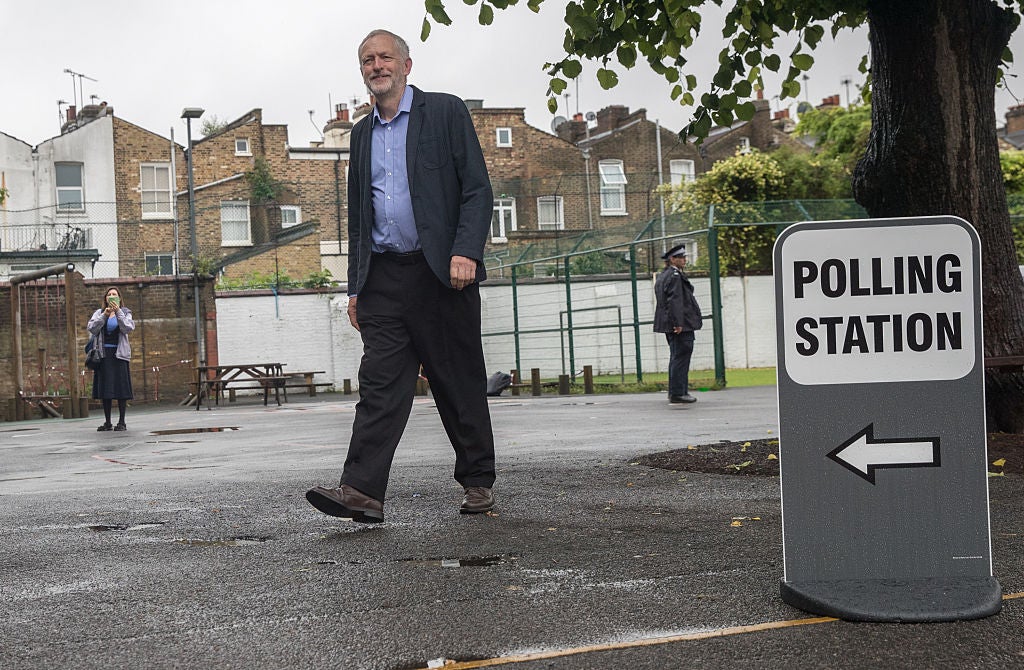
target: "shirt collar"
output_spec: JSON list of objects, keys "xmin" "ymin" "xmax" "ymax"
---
[{"xmin": 372, "ymin": 85, "xmax": 414, "ymax": 126}]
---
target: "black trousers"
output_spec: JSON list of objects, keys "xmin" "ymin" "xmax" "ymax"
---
[
  {"xmin": 665, "ymin": 330, "xmax": 695, "ymax": 397},
  {"xmin": 341, "ymin": 252, "xmax": 496, "ymax": 501}
]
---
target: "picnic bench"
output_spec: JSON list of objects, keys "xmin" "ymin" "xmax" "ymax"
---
[{"xmin": 193, "ymin": 363, "xmax": 285, "ymax": 410}]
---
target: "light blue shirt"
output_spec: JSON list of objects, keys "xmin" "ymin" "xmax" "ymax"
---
[{"xmin": 370, "ymin": 86, "xmax": 419, "ymax": 253}]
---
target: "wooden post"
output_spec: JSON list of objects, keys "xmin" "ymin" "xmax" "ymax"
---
[
  {"xmin": 343, "ymin": 378, "xmax": 352, "ymax": 394},
  {"xmin": 583, "ymin": 365, "xmax": 594, "ymax": 394},
  {"xmin": 558, "ymin": 374, "xmax": 570, "ymax": 395},
  {"xmin": 65, "ymin": 267, "xmax": 81, "ymax": 418},
  {"xmin": 531, "ymin": 368, "xmax": 542, "ymax": 396},
  {"xmin": 510, "ymin": 369, "xmax": 520, "ymax": 396}
]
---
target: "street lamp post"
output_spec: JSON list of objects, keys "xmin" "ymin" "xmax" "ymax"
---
[{"xmin": 181, "ymin": 107, "xmax": 205, "ymax": 368}]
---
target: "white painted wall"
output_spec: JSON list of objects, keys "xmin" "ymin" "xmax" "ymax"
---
[
  {"xmin": 214, "ymin": 276, "xmax": 778, "ymax": 389},
  {"xmin": 214, "ymin": 291, "xmax": 362, "ymax": 388}
]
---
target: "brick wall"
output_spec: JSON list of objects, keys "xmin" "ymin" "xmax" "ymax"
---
[{"xmin": 112, "ymin": 117, "xmax": 187, "ymax": 277}]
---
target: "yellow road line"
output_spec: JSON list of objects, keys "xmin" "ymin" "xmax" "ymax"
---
[
  {"xmin": 429, "ymin": 617, "xmax": 837, "ymax": 670},
  {"xmin": 428, "ymin": 593, "xmax": 1024, "ymax": 670}
]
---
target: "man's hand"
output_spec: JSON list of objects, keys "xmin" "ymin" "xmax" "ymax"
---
[
  {"xmin": 450, "ymin": 255, "xmax": 477, "ymax": 290},
  {"xmin": 673, "ymin": 326, "xmax": 683, "ymax": 334},
  {"xmin": 347, "ymin": 296, "xmax": 359, "ymax": 331}
]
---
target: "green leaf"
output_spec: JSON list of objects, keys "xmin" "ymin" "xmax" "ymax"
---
[
  {"xmin": 686, "ymin": 74, "xmax": 697, "ymax": 89},
  {"xmin": 764, "ymin": 54, "xmax": 781, "ymax": 72},
  {"xmin": 735, "ymin": 79, "xmax": 752, "ymax": 97},
  {"xmin": 804, "ymin": 24, "xmax": 825, "ymax": 48},
  {"xmin": 527, "ymin": 0, "xmax": 542, "ymax": 11},
  {"xmin": 671, "ymin": 84, "xmax": 683, "ymax": 101},
  {"xmin": 735, "ymin": 101, "xmax": 756, "ymax": 121},
  {"xmin": 792, "ymin": 53, "xmax": 814, "ymax": 71},
  {"xmin": 425, "ymin": 0, "xmax": 452, "ymax": 25},
  {"xmin": 713, "ymin": 64, "xmax": 734, "ymax": 89},
  {"xmin": 547, "ymin": 96, "xmax": 558, "ymax": 114},
  {"xmin": 617, "ymin": 45, "xmax": 637, "ymax": 68},
  {"xmin": 719, "ymin": 92, "xmax": 737, "ymax": 111},
  {"xmin": 744, "ymin": 51, "xmax": 762, "ymax": 67},
  {"xmin": 597, "ymin": 67, "xmax": 619, "ymax": 89},
  {"xmin": 681, "ymin": 92, "xmax": 694, "ymax": 106},
  {"xmin": 664, "ymin": 68, "xmax": 679, "ymax": 83},
  {"xmin": 420, "ymin": 17, "xmax": 431, "ymax": 41},
  {"xmin": 548, "ymin": 77, "xmax": 567, "ymax": 95},
  {"xmin": 562, "ymin": 59, "xmax": 583, "ymax": 78},
  {"xmin": 478, "ymin": 3, "xmax": 494, "ymax": 25},
  {"xmin": 612, "ymin": 7, "xmax": 627, "ymax": 30}
]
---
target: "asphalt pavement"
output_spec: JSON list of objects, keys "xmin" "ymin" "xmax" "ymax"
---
[{"xmin": 1, "ymin": 387, "xmax": 1022, "ymax": 669}]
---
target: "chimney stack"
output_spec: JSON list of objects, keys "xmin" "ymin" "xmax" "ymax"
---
[
  {"xmin": 335, "ymin": 103, "xmax": 350, "ymax": 122},
  {"xmin": 1006, "ymin": 104, "xmax": 1024, "ymax": 134}
]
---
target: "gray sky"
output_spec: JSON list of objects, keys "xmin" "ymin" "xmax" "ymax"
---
[{"xmin": 3, "ymin": 1, "xmax": 1022, "ymax": 147}]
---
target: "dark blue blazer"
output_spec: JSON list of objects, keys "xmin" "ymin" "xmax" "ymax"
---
[{"xmin": 347, "ymin": 85, "xmax": 493, "ymax": 292}]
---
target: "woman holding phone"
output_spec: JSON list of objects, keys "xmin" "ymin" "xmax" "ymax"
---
[{"xmin": 86, "ymin": 287, "xmax": 135, "ymax": 431}]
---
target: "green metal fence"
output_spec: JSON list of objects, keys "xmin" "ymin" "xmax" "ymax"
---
[{"xmin": 480, "ymin": 199, "xmax": 870, "ymax": 387}]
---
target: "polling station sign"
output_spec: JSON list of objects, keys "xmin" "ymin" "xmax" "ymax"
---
[{"xmin": 774, "ymin": 216, "xmax": 1001, "ymax": 622}]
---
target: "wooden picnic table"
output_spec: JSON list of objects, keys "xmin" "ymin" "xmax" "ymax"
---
[{"xmin": 194, "ymin": 362, "xmax": 285, "ymax": 410}]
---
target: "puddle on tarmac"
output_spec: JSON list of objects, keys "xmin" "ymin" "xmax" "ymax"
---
[
  {"xmin": 87, "ymin": 522, "xmax": 166, "ymax": 532},
  {"xmin": 175, "ymin": 536, "xmax": 268, "ymax": 547},
  {"xmin": 149, "ymin": 427, "xmax": 240, "ymax": 435},
  {"xmin": 0, "ymin": 427, "xmax": 41, "ymax": 433},
  {"xmin": 398, "ymin": 554, "xmax": 509, "ymax": 568}
]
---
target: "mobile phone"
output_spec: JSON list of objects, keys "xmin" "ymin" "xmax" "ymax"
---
[{"xmin": 108, "ymin": 296, "xmax": 120, "ymax": 307}]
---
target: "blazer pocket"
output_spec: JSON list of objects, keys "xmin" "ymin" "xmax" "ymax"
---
[{"xmin": 420, "ymin": 136, "xmax": 449, "ymax": 169}]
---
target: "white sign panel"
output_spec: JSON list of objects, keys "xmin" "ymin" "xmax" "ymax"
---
[{"xmin": 779, "ymin": 223, "xmax": 976, "ymax": 385}]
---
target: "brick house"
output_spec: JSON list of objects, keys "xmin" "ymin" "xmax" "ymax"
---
[{"xmin": 181, "ymin": 109, "xmax": 330, "ymax": 283}]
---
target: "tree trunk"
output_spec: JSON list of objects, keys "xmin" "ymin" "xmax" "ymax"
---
[{"xmin": 853, "ymin": 0, "xmax": 1024, "ymax": 432}]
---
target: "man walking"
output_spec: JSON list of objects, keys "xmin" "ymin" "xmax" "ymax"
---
[
  {"xmin": 653, "ymin": 243, "xmax": 703, "ymax": 404},
  {"xmin": 306, "ymin": 29, "xmax": 496, "ymax": 523}
]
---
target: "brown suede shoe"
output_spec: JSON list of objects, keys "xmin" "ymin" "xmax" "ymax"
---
[
  {"xmin": 305, "ymin": 484, "xmax": 384, "ymax": 523},
  {"xmin": 460, "ymin": 486, "xmax": 494, "ymax": 514}
]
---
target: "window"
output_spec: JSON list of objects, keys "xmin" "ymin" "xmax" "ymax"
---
[
  {"xmin": 738, "ymin": 136, "xmax": 751, "ymax": 154},
  {"xmin": 235, "ymin": 138, "xmax": 251, "ymax": 156},
  {"xmin": 491, "ymin": 198, "xmax": 516, "ymax": 242},
  {"xmin": 55, "ymin": 163, "xmax": 84, "ymax": 211},
  {"xmin": 537, "ymin": 196, "xmax": 564, "ymax": 230},
  {"xmin": 145, "ymin": 254, "xmax": 174, "ymax": 275},
  {"xmin": 140, "ymin": 163, "xmax": 173, "ymax": 218},
  {"xmin": 496, "ymin": 127, "xmax": 512, "ymax": 148},
  {"xmin": 669, "ymin": 159, "xmax": 696, "ymax": 186},
  {"xmin": 598, "ymin": 159, "xmax": 627, "ymax": 215},
  {"xmin": 281, "ymin": 205, "xmax": 301, "ymax": 228},
  {"xmin": 220, "ymin": 200, "xmax": 252, "ymax": 245}
]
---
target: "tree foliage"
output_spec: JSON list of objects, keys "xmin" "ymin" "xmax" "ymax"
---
[{"xmin": 244, "ymin": 157, "xmax": 283, "ymax": 204}]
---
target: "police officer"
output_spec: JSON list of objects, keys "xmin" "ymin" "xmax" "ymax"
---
[{"xmin": 653, "ymin": 243, "xmax": 703, "ymax": 404}]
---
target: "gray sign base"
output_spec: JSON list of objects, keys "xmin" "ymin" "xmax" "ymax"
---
[{"xmin": 781, "ymin": 577, "xmax": 1002, "ymax": 622}]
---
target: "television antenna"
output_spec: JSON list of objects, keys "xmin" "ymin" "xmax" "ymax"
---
[
  {"xmin": 63, "ymin": 68, "xmax": 98, "ymax": 109},
  {"xmin": 840, "ymin": 76, "xmax": 853, "ymax": 107},
  {"xmin": 57, "ymin": 99, "xmax": 69, "ymax": 126}
]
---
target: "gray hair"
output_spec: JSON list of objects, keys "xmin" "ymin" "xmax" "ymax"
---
[{"xmin": 358, "ymin": 29, "xmax": 410, "ymax": 62}]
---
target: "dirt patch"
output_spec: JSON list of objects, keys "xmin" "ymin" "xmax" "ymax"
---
[{"xmin": 637, "ymin": 433, "xmax": 1024, "ymax": 477}]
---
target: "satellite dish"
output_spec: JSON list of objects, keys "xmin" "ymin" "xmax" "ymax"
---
[
  {"xmin": 551, "ymin": 115, "xmax": 569, "ymax": 132},
  {"xmin": 585, "ymin": 111, "xmax": 597, "ymax": 122}
]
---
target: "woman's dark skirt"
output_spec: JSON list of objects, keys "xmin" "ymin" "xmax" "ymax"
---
[{"xmin": 92, "ymin": 349, "xmax": 134, "ymax": 400}]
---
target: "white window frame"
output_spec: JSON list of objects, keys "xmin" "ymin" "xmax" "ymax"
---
[
  {"xmin": 235, "ymin": 138, "xmax": 251, "ymax": 156},
  {"xmin": 491, "ymin": 197, "xmax": 517, "ymax": 242},
  {"xmin": 496, "ymin": 127, "xmax": 512, "ymax": 148},
  {"xmin": 55, "ymin": 163, "xmax": 85, "ymax": 211},
  {"xmin": 537, "ymin": 195, "xmax": 564, "ymax": 231},
  {"xmin": 669, "ymin": 159, "xmax": 696, "ymax": 186},
  {"xmin": 281, "ymin": 205, "xmax": 302, "ymax": 228},
  {"xmin": 145, "ymin": 253, "xmax": 175, "ymax": 275},
  {"xmin": 738, "ymin": 136, "xmax": 751, "ymax": 154},
  {"xmin": 220, "ymin": 200, "xmax": 252, "ymax": 246},
  {"xmin": 598, "ymin": 159, "xmax": 627, "ymax": 215},
  {"xmin": 140, "ymin": 162, "xmax": 173, "ymax": 219}
]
